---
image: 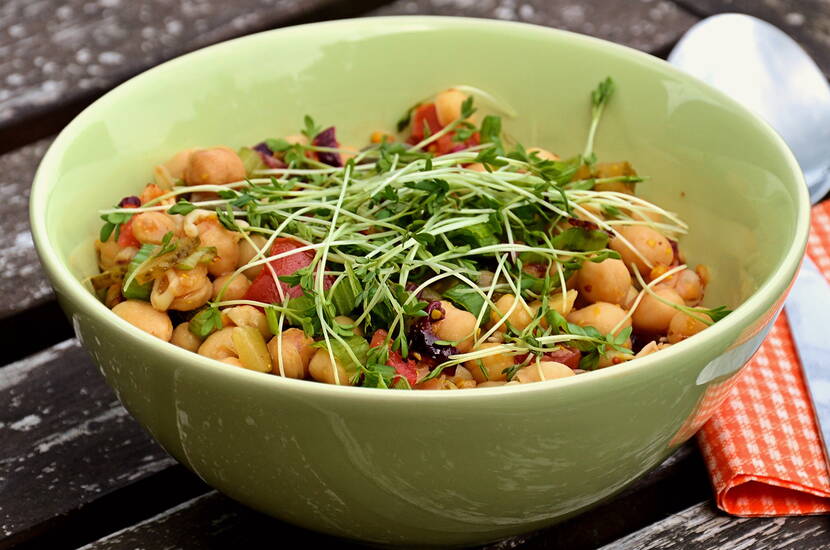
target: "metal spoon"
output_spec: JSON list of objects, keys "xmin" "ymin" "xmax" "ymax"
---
[
  {"xmin": 669, "ymin": 12, "xmax": 830, "ymax": 202},
  {"xmin": 669, "ymin": 13, "xmax": 830, "ymax": 469}
]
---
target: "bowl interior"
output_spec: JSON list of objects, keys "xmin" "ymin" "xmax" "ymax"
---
[{"xmin": 35, "ymin": 17, "xmax": 804, "ymax": 318}]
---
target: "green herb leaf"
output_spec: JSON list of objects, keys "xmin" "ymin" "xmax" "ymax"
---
[
  {"xmin": 443, "ymin": 285, "xmax": 486, "ymax": 317},
  {"xmin": 552, "ymin": 226, "xmax": 609, "ymax": 252},
  {"xmin": 591, "ymin": 77, "xmax": 615, "ymax": 110},
  {"xmin": 167, "ymin": 200, "xmax": 197, "ymax": 216},
  {"xmin": 479, "ymin": 115, "xmax": 502, "ymax": 145},
  {"xmin": 265, "ymin": 138, "xmax": 292, "ymax": 152},
  {"xmin": 302, "ymin": 115, "xmax": 322, "ymax": 140},
  {"xmin": 99, "ymin": 222, "xmax": 116, "ymax": 242},
  {"xmin": 189, "ymin": 306, "xmax": 223, "ymax": 339}
]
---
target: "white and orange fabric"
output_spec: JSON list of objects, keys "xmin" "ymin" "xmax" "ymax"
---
[{"xmin": 697, "ymin": 201, "xmax": 830, "ymax": 515}]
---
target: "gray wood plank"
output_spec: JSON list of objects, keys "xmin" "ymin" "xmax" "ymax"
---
[
  {"xmin": 77, "ymin": 492, "xmax": 362, "ymax": 550},
  {"xmin": 0, "ymin": 138, "xmax": 53, "ymax": 320},
  {"xmin": 0, "ymin": 0, "xmax": 384, "ymax": 136},
  {"xmin": 77, "ymin": 444, "xmax": 709, "ymax": 550},
  {"xmin": 674, "ymin": 0, "xmax": 830, "ymax": 77},
  {"xmin": 0, "ymin": 339, "xmax": 177, "ymax": 544},
  {"xmin": 600, "ymin": 501, "xmax": 830, "ymax": 550},
  {"xmin": 372, "ymin": 0, "xmax": 699, "ymax": 53}
]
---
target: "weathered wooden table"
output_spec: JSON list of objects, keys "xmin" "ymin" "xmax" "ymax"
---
[{"xmin": 2, "ymin": 1, "xmax": 829, "ymax": 548}]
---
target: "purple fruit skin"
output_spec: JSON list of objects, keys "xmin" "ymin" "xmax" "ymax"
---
[{"xmin": 313, "ymin": 127, "xmax": 343, "ymax": 167}]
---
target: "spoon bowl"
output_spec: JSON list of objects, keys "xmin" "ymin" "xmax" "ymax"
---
[{"xmin": 669, "ymin": 13, "xmax": 830, "ymax": 202}]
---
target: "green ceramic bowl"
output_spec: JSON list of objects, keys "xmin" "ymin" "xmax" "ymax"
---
[{"xmin": 30, "ymin": 16, "xmax": 809, "ymax": 546}]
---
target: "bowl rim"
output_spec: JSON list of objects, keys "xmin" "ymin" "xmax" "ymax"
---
[{"xmin": 29, "ymin": 15, "xmax": 811, "ymax": 401}]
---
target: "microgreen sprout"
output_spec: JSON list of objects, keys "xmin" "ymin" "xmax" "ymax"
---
[{"xmin": 96, "ymin": 78, "xmax": 729, "ymax": 389}]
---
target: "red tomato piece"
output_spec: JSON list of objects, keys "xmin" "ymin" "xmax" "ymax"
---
[
  {"xmin": 117, "ymin": 217, "xmax": 140, "ymax": 249},
  {"xmin": 543, "ymin": 347, "xmax": 581, "ymax": 370},
  {"xmin": 410, "ymin": 103, "xmax": 443, "ymax": 143},
  {"xmin": 242, "ymin": 238, "xmax": 316, "ymax": 304},
  {"xmin": 370, "ymin": 329, "xmax": 420, "ymax": 387}
]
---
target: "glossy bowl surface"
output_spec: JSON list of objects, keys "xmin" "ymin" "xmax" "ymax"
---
[{"xmin": 30, "ymin": 16, "xmax": 809, "ymax": 546}]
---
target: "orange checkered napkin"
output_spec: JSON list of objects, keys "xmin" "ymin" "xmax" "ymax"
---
[{"xmin": 697, "ymin": 201, "xmax": 830, "ymax": 516}]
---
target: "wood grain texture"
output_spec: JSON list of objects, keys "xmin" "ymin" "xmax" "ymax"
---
[
  {"xmin": 77, "ymin": 444, "xmax": 709, "ymax": 550},
  {"xmin": 0, "ymin": 0, "xmax": 386, "ymax": 138},
  {"xmin": 600, "ymin": 501, "xmax": 830, "ymax": 550},
  {"xmin": 372, "ymin": 0, "xmax": 699, "ymax": 53},
  {"xmin": 0, "ymin": 339, "xmax": 175, "ymax": 544},
  {"xmin": 0, "ymin": 139, "xmax": 53, "ymax": 319},
  {"xmin": 78, "ymin": 492, "xmax": 362, "ymax": 550},
  {"xmin": 675, "ymin": 0, "xmax": 830, "ymax": 76}
]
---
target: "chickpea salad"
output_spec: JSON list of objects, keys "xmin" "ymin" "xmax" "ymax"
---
[{"xmin": 90, "ymin": 78, "xmax": 731, "ymax": 390}]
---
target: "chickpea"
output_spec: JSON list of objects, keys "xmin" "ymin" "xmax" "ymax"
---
[
  {"xmin": 220, "ymin": 357, "xmax": 244, "ymax": 367},
  {"xmin": 284, "ymin": 134, "xmax": 309, "ymax": 146},
  {"xmin": 567, "ymin": 302, "xmax": 631, "ymax": 337},
  {"xmin": 434, "ymin": 88, "xmax": 469, "ymax": 127},
  {"xmin": 267, "ymin": 328, "xmax": 316, "ymax": 379},
  {"xmin": 308, "ymin": 348, "xmax": 355, "ymax": 385},
  {"xmin": 632, "ymin": 288, "xmax": 684, "ymax": 334},
  {"xmin": 527, "ymin": 147, "xmax": 560, "ymax": 161},
  {"xmin": 95, "ymin": 236, "xmax": 122, "ymax": 270},
  {"xmin": 163, "ymin": 148, "xmax": 196, "ymax": 179},
  {"xmin": 184, "ymin": 147, "xmax": 246, "ymax": 186},
  {"xmin": 576, "ymin": 259, "xmax": 632, "ymax": 305},
  {"xmin": 236, "ymin": 234, "xmax": 268, "ymax": 280},
  {"xmin": 635, "ymin": 340, "xmax": 672, "ymax": 358},
  {"xmin": 490, "ymin": 294, "xmax": 534, "ymax": 333},
  {"xmin": 197, "ymin": 219, "xmax": 241, "ymax": 276},
  {"xmin": 112, "ymin": 300, "xmax": 173, "ymax": 341},
  {"xmin": 171, "ymin": 322, "xmax": 201, "ymax": 352},
  {"xmin": 695, "ymin": 264, "xmax": 711, "ymax": 286},
  {"xmin": 476, "ymin": 381, "xmax": 508, "ymax": 388},
  {"xmin": 597, "ymin": 350, "xmax": 634, "ymax": 368},
  {"xmin": 431, "ymin": 300, "xmax": 478, "ymax": 352},
  {"xmin": 623, "ymin": 286, "xmax": 639, "ymax": 310},
  {"xmin": 673, "ymin": 269, "xmax": 704, "ymax": 306},
  {"xmin": 531, "ymin": 289, "xmax": 579, "ymax": 328},
  {"xmin": 454, "ymin": 365, "xmax": 474, "ymax": 381},
  {"xmin": 198, "ymin": 327, "xmax": 237, "ymax": 360},
  {"xmin": 593, "ymin": 162, "xmax": 637, "ymax": 194},
  {"xmin": 223, "ymin": 305, "xmax": 270, "ymax": 339},
  {"xmin": 515, "ymin": 361, "xmax": 575, "ymax": 383},
  {"xmin": 416, "ymin": 378, "xmax": 447, "ymax": 390},
  {"xmin": 151, "ymin": 265, "xmax": 212, "ymax": 311},
  {"xmin": 610, "ymin": 226, "xmax": 673, "ymax": 275},
  {"xmin": 212, "ymin": 273, "xmax": 251, "ymax": 301},
  {"xmin": 131, "ymin": 212, "xmax": 179, "ymax": 245},
  {"xmin": 464, "ymin": 343, "xmax": 513, "ymax": 383},
  {"xmin": 170, "ymin": 279, "xmax": 212, "ymax": 312},
  {"xmin": 668, "ymin": 311, "xmax": 708, "ymax": 344}
]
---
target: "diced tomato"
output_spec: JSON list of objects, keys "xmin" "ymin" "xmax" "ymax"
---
[
  {"xmin": 370, "ymin": 329, "xmax": 420, "ymax": 387},
  {"xmin": 409, "ymin": 104, "xmax": 480, "ymax": 156},
  {"xmin": 428, "ymin": 134, "xmax": 455, "ymax": 156},
  {"xmin": 513, "ymin": 347, "xmax": 581, "ymax": 371},
  {"xmin": 242, "ymin": 238, "xmax": 317, "ymax": 304},
  {"xmin": 410, "ymin": 103, "xmax": 443, "ymax": 143},
  {"xmin": 117, "ymin": 217, "xmax": 140, "ymax": 248},
  {"xmin": 543, "ymin": 347, "xmax": 581, "ymax": 370}
]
